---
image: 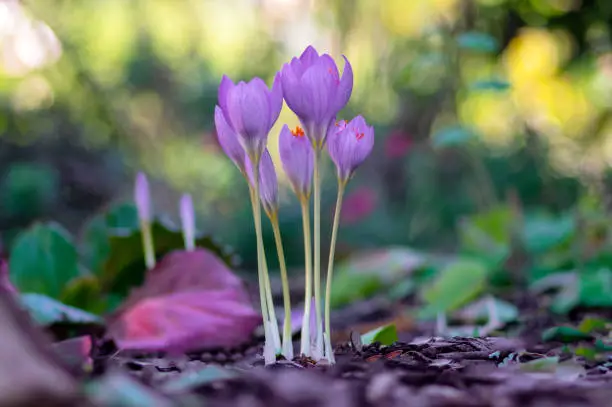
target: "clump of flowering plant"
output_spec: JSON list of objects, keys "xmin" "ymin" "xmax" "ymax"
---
[{"xmin": 214, "ymin": 46, "xmax": 373, "ymax": 364}]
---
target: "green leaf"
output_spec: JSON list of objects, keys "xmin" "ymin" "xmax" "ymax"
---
[
  {"xmin": 60, "ymin": 275, "xmax": 107, "ymax": 314},
  {"xmin": 519, "ymin": 356, "xmax": 560, "ymax": 372},
  {"xmin": 102, "ymin": 218, "xmax": 237, "ymax": 297},
  {"xmin": 521, "ymin": 212, "xmax": 575, "ymax": 254},
  {"xmin": 456, "ymin": 296, "xmax": 519, "ymax": 324},
  {"xmin": 85, "ymin": 371, "xmax": 174, "ymax": 407},
  {"xmin": 542, "ymin": 326, "xmax": 592, "ymax": 343},
  {"xmin": 578, "ymin": 268, "xmax": 612, "ymax": 307},
  {"xmin": 330, "ymin": 247, "xmax": 426, "ymax": 308},
  {"xmin": 432, "ymin": 125, "xmax": 475, "ymax": 148},
  {"xmin": 80, "ymin": 214, "xmax": 111, "ymax": 276},
  {"xmin": 457, "ymin": 32, "xmax": 499, "ymax": 53},
  {"xmin": 9, "ymin": 222, "xmax": 80, "ymax": 298},
  {"xmin": 19, "ymin": 293, "xmax": 102, "ymax": 325},
  {"xmin": 361, "ymin": 324, "xmax": 398, "ymax": 346},
  {"xmin": 458, "ymin": 206, "xmax": 513, "ymax": 265},
  {"xmin": 419, "ymin": 258, "xmax": 490, "ymax": 318},
  {"xmin": 470, "ymin": 79, "xmax": 511, "ymax": 92},
  {"xmin": 161, "ymin": 365, "xmax": 238, "ymax": 393},
  {"xmin": 578, "ymin": 317, "xmax": 609, "ymax": 334},
  {"xmin": 529, "ymin": 272, "xmax": 579, "ymax": 314}
]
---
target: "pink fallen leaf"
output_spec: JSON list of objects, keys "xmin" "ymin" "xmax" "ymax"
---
[{"xmin": 108, "ymin": 249, "xmax": 261, "ymax": 353}]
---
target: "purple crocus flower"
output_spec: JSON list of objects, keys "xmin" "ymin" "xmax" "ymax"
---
[
  {"xmin": 218, "ymin": 75, "xmax": 283, "ymax": 161},
  {"xmin": 246, "ymin": 149, "xmax": 279, "ymax": 216},
  {"xmin": 279, "ymin": 124, "xmax": 314, "ymax": 200},
  {"xmin": 327, "ymin": 116, "xmax": 374, "ymax": 182},
  {"xmin": 214, "ymin": 105, "xmax": 247, "ymax": 175},
  {"xmin": 280, "ymin": 46, "xmax": 353, "ymax": 148}
]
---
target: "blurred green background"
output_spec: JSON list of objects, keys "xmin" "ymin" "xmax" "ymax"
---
[{"xmin": 1, "ymin": 0, "xmax": 612, "ymax": 274}]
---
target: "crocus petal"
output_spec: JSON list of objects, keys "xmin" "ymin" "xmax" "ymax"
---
[
  {"xmin": 281, "ymin": 62, "xmax": 311, "ymax": 122},
  {"xmin": 268, "ymin": 73, "xmax": 283, "ymax": 128},
  {"xmin": 218, "ymin": 75, "xmax": 234, "ymax": 123},
  {"xmin": 245, "ymin": 149, "xmax": 278, "ymax": 215},
  {"xmin": 300, "ymin": 61, "xmax": 337, "ymax": 125},
  {"xmin": 226, "ymin": 79, "xmax": 271, "ymax": 156},
  {"xmin": 259, "ymin": 150, "xmax": 279, "ymax": 215},
  {"xmin": 334, "ymin": 56, "xmax": 353, "ymax": 113},
  {"xmin": 319, "ymin": 54, "xmax": 340, "ymax": 80},
  {"xmin": 214, "ymin": 105, "xmax": 247, "ymax": 174},
  {"xmin": 299, "ymin": 45, "xmax": 320, "ymax": 68},
  {"xmin": 279, "ymin": 124, "xmax": 313, "ymax": 199},
  {"xmin": 135, "ymin": 172, "xmax": 151, "ymax": 222}
]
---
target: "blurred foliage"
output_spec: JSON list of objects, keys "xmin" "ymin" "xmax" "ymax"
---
[{"xmin": 1, "ymin": 0, "xmax": 612, "ymax": 283}]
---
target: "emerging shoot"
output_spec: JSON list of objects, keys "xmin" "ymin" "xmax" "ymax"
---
[
  {"xmin": 179, "ymin": 194, "xmax": 195, "ymax": 251},
  {"xmin": 135, "ymin": 172, "xmax": 155, "ymax": 269}
]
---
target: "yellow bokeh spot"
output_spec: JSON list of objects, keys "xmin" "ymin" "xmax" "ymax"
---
[
  {"xmin": 460, "ymin": 92, "xmax": 519, "ymax": 147},
  {"xmin": 380, "ymin": 0, "xmax": 459, "ymax": 37}
]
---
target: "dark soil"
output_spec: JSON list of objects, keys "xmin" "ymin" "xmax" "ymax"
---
[{"xmin": 80, "ymin": 293, "xmax": 612, "ymax": 407}]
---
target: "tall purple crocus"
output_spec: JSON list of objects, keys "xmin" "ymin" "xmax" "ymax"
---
[
  {"xmin": 279, "ymin": 125, "xmax": 314, "ymax": 201},
  {"xmin": 280, "ymin": 46, "xmax": 353, "ymax": 148},
  {"xmin": 327, "ymin": 116, "xmax": 374, "ymax": 183},
  {"xmin": 246, "ymin": 149, "xmax": 279, "ymax": 217},
  {"xmin": 218, "ymin": 75, "xmax": 283, "ymax": 162}
]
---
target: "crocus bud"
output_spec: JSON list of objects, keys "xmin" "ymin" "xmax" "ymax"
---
[
  {"xmin": 179, "ymin": 194, "xmax": 195, "ymax": 251},
  {"xmin": 246, "ymin": 149, "xmax": 279, "ymax": 217},
  {"xmin": 279, "ymin": 124, "xmax": 314, "ymax": 201},
  {"xmin": 135, "ymin": 172, "xmax": 151, "ymax": 222},
  {"xmin": 280, "ymin": 46, "xmax": 353, "ymax": 147},
  {"xmin": 214, "ymin": 105, "xmax": 247, "ymax": 175},
  {"xmin": 217, "ymin": 74, "xmax": 283, "ymax": 161},
  {"xmin": 327, "ymin": 116, "xmax": 374, "ymax": 182}
]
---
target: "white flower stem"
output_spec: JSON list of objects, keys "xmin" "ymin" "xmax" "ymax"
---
[
  {"xmin": 140, "ymin": 219, "xmax": 155, "ymax": 269},
  {"xmin": 312, "ymin": 147, "xmax": 323, "ymax": 358},
  {"xmin": 299, "ymin": 198, "xmax": 313, "ymax": 357},
  {"xmin": 270, "ymin": 212, "xmax": 293, "ymax": 360},
  {"xmin": 324, "ymin": 180, "xmax": 345, "ymax": 364},
  {"xmin": 248, "ymin": 187, "xmax": 270, "ymax": 326},
  {"xmin": 251, "ymin": 158, "xmax": 281, "ymax": 353}
]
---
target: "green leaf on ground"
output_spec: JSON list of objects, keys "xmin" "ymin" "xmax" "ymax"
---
[
  {"xmin": 361, "ymin": 324, "xmax": 398, "ymax": 346},
  {"xmin": 9, "ymin": 222, "xmax": 80, "ymax": 299},
  {"xmin": 330, "ymin": 247, "xmax": 426, "ymax": 308},
  {"xmin": 521, "ymin": 212, "xmax": 575, "ymax": 254},
  {"xmin": 456, "ymin": 296, "xmax": 519, "ymax": 324},
  {"xmin": 542, "ymin": 326, "xmax": 592, "ymax": 343},
  {"xmin": 161, "ymin": 366, "xmax": 238, "ymax": 393},
  {"xmin": 419, "ymin": 258, "xmax": 490, "ymax": 318},
  {"xmin": 85, "ymin": 371, "xmax": 174, "ymax": 407},
  {"xmin": 60, "ymin": 275, "xmax": 106, "ymax": 314},
  {"xmin": 578, "ymin": 268, "xmax": 612, "ymax": 307},
  {"xmin": 458, "ymin": 206, "xmax": 512, "ymax": 266},
  {"xmin": 20, "ymin": 293, "xmax": 102, "ymax": 325}
]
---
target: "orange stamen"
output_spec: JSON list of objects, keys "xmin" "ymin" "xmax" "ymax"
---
[
  {"xmin": 356, "ymin": 132, "xmax": 365, "ymax": 140},
  {"xmin": 291, "ymin": 126, "xmax": 305, "ymax": 137},
  {"xmin": 335, "ymin": 120, "xmax": 347, "ymax": 127}
]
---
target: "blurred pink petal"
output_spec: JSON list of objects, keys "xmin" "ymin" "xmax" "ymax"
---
[
  {"xmin": 384, "ymin": 130, "xmax": 413, "ymax": 159},
  {"xmin": 111, "ymin": 289, "xmax": 260, "ymax": 353},
  {"xmin": 340, "ymin": 187, "xmax": 377, "ymax": 225},
  {"xmin": 108, "ymin": 249, "xmax": 260, "ymax": 353}
]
